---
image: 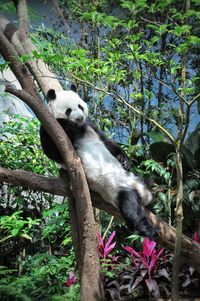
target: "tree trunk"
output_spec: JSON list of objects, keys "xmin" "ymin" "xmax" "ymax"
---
[
  {"xmin": 171, "ymin": 1, "xmax": 191, "ymax": 297},
  {"xmin": 0, "ymin": 3, "xmax": 105, "ymax": 299},
  {"xmin": 171, "ymin": 146, "xmax": 184, "ymax": 300}
]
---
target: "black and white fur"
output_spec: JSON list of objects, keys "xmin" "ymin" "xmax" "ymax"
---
[{"xmin": 40, "ymin": 85, "xmax": 156, "ymax": 237}]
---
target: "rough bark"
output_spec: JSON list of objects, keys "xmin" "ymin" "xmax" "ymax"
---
[
  {"xmin": 172, "ymin": 147, "xmax": 184, "ymax": 300},
  {"xmin": 0, "ymin": 4, "xmax": 105, "ymax": 299},
  {"xmin": 0, "ymin": 14, "xmax": 62, "ymax": 94},
  {"xmin": 1, "ymin": 166, "xmax": 200, "ymax": 273},
  {"xmin": 4, "ymin": 75, "xmax": 104, "ymax": 301}
]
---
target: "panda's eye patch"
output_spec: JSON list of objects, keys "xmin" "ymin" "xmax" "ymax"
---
[
  {"xmin": 78, "ymin": 104, "xmax": 84, "ymax": 111},
  {"xmin": 65, "ymin": 108, "xmax": 72, "ymax": 116}
]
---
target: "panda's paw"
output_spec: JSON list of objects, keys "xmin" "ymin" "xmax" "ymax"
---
[
  {"xmin": 118, "ymin": 188, "xmax": 158, "ymax": 238},
  {"xmin": 136, "ymin": 216, "xmax": 158, "ymax": 238},
  {"xmin": 126, "ymin": 215, "xmax": 157, "ymax": 238}
]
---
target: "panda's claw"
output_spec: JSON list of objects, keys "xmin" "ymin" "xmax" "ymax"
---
[{"xmin": 118, "ymin": 188, "xmax": 157, "ymax": 238}]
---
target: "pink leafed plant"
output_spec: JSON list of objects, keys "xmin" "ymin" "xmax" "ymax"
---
[
  {"xmin": 124, "ymin": 238, "xmax": 165, "ymax": 298},
  {"xmin": 193, "ymin": 222, "xmax": 200, "ymax": 244},
  {"xmin": 194, "ymin": 232, "xmax": 200, "ymax": 244},
  {"xmin": 65, "ymin": 271, "xmax": 77, "ymax": 287},
  {"xmin": 98, "ymin": 231, "xmax": 116, "ymax": 259},
  {"xmin": 124, "ymin": 238, "xmax": 164, "ymax": 275}
]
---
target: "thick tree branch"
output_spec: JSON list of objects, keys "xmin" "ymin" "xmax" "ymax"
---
[
  {"xmin": 1, "ymin": 166, "xmax": 200, "ymax": 273},
  {"xmin": 4, "ymin": 85, "xmax": 104, "ymax": 300},
  {"xmin": 0, "ymin": 15, "xmax": 104, "ymax": 299},
  {"xmin": 0, "ymin": 167, "xmax": 70, "ymax": 196},
  {"xmin": 14, "ymin": 0, "xmax": 29, "ymax": 37},
  {"xmin": 0, "ymin": 14, "xmax": 62, "ymax": 95},
  {"xmin": 0, "ymin": 31, "xmax": 36, "ymax": 93}
]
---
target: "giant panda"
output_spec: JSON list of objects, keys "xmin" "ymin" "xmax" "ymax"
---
[{"xmin": 40, "ymin": 85, "xmax": 157, "ymax": 237}]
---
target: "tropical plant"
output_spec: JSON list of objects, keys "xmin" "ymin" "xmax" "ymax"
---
[
  {"xmin": 65, "ymin": 271, "xmax": 77, "ymax": 287},
  {"xmin": 124, "ymin": 238, "xmax": 169, "ymax": 298},
  {"xmin": 41, "ymin": 202, "xmax": 71, "ymax": 248},
  {"xmin": 98, "ymin": 231, "xmax": 116, "ymax": 260},
  {"xmin": 0, "ymin": 254, "xmax": 78, "ymax": 301},
  {"xmin": 0, "ymin": 115, "xmax": 56, "ymax": 174},
  {"xmin": 0, "ymin": 210, "xmax": 40, "ymax": 243},
  {"xmin": 193, "ymin": 222, "xmax": 200, "ymax": 244},
  {"xmin": 125, "ymin": 238, "xmax": 165, "ymax": 275}
]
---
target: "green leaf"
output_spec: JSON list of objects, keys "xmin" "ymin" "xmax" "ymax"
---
[
  {"xmin": 170, "ymin": 25, "xmax": 191, "ymax": 37},
  {"xmin": 61, "ymin": 237, "xmax": 72, "ymax": 246},
  {"xmin": 156, "ymin": 24, "xmax": 169, "ymax": 35},
  {"xmin": 11, "ymin": 228, "xmax": 19, "ymax": 236}
]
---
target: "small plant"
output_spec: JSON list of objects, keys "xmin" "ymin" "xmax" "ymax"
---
[
  {"xmin": 105, "ymin": 238, "xmax": 172, "ymax": 300},
  {"xmin": 41, "ymin": 202, "xmax": 71, "ymax": 247},
  {"xmin": 98, "ymin": 231, "xmax": 116, "ymax": 260},
  {"xmin": 0, "ymin": 254, "xmax": 78, "ymax": 301},
  {"xmin": 98, "ymin": 230, "xmax": 122, "ymax": 281},
  {"xmin": 177, "ymin": 223, "xmax": 200, "ymax": 297},
  {"xmin": 124, "ymin": 238, "xmax": 165, "ymax": 276},
  {"xmin": 65, "ymin": 271, "xmax": 77, "ymax": 287},
  {"xmin": 123, "ymin": 238, "xmax": 172, "ymax": 298},
  {"xmin": 0, "ymin": 211, "xmax": 40, "ymax": 243},
  {"xmin": 193, "ymin": 222, "xmax": 200, "ymax": 244}
]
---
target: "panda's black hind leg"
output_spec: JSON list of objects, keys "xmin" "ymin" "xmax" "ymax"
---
[{"xmin": 117, "ymin": 188, "xmax": 157, "ymax": 238}]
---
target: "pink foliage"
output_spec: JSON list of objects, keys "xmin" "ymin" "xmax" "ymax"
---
[
  {"xmin": 124, "ymin": 238, "xmax": 164, "ymax": 275},
  {"xmin": 193, "ymin": 222, "xmax": 200, "ymax": 244},
  {"xmin": 65, "ymin": 271, "xmax": 77, "ymax": 287},
  {"xmin": 98, "ymin": 231, "xmax": 116, "ymax": 259},
  {"xmin": 194, "ymin": 232, "xmax": 200, "ymax": 244}
]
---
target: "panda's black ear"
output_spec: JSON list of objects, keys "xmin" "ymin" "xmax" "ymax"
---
[
  {"xmin": 71, "ymin": 84, "xmax": 77, "ymax": 93},
  {"xmin": 47, "ymin": 89, "xmax": 56, "ymax": 101}
]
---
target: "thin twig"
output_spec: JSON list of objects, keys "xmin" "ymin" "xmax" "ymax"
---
[
  {"xmin": 102, "ymin": 216, "xmax": 114, "ymax": 240},
  {"xmin": 189, "ymin": 92, "xmax": 200, "ymax": 106}
]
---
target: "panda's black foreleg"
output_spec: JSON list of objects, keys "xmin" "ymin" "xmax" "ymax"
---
[{"xmin": 117, "ymin": 188, "xmax": 157, "ymax": 238}]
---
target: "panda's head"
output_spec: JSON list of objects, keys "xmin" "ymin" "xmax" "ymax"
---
[{"xmin": 47, "ymin": 85, "xmax": 88, "ymax": 127}]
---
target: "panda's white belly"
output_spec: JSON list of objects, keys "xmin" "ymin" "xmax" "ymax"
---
[{"xmin": 75, "ymin": 129, "xmax": 152, "ymax": 207}]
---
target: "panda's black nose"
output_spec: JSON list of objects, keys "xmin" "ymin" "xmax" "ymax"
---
[{"xmin": 76, "ymin": 116, "xmax": 84, "ymax": 123}]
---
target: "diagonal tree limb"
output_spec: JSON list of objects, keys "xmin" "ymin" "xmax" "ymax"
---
[
  {"xmin": 0, "ymin": 20, "xmax": 105, "ymax": 300},
  {"xmin": 13, "ymin": 0, "xmax": 62, "ymax": 94},
  {"xmin": 4, "ymin": 83, "xmax": 104, "ymax": 301},
  {"xmin": 1, "ymin": 166, "xmax": 200, "ymax": 273},
  {"xmin": 0, "ymin": 15, "xmax": 62, "ymax": 94},
  {"xmin": 0, "ymin": 31, "xmax": 36, "ymax": 93}
]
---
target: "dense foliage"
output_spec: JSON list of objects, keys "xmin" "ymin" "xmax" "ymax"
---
[{"xmin": 0, "ymin": 116, "xmax": 78, "ymax": 300}]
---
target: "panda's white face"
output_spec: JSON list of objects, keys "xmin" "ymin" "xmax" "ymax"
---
[{"xmin": 48, "ymin": 90, "xmax": 88, "ymax": 126}]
